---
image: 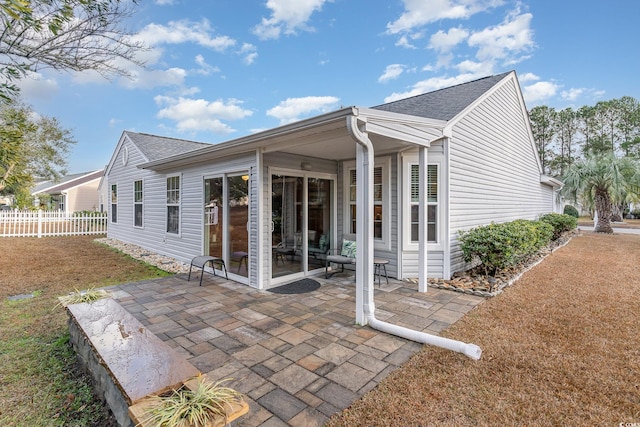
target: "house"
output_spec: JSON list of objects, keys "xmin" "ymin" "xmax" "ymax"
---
[
  {"xmin": 103, "ymin": 71, "xmax": 561, "ymax": 322},
  {"xmin": 32, "ymin": 169, "xmax": 104, "ymax": 213}
]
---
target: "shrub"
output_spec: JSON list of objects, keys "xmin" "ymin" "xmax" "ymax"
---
[
  {"xmin": 539, "ymin": 213, "xmax": 578, "ymax": 240},
  {"xmin": 563, "ymin": 205, "xmax": 579, "ymax": 218},
  {"xmin": 458, "ymin": 219, "xmax": 553, "ymax": 277}
]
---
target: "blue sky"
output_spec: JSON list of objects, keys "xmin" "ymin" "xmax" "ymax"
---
[{"xmin": 18, "ymin": 0, "xmax": 640, "ymax": 173}]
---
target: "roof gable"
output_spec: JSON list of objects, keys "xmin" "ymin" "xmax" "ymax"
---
[
  {"xmin": 371, "ymin": 72, "xmax": 512, "ymax": 121},
  {"xmin": 124, "ymin": 132, "xmax": 211, "ymax": 162}
]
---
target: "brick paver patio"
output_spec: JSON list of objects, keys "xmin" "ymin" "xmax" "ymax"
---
[{"xmin": 109, "ymin": 272, "xmax": 484, "ymax": 426}]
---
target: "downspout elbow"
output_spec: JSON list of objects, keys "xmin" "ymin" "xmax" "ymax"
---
[{"xmin": 367, "ymin": 312, "xmax": 482, "ymax": 360}]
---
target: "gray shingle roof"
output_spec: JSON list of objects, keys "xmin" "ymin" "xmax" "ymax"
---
[
  {"xmin": 371, "ymin": 71, "xmax": 512, "ymax": 121},
  {"xmin": 125, "ymin": 131, "xmax": 211, "ymax": 162}
]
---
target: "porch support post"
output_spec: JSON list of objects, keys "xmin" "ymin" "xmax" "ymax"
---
[
  {"xmin": 418, "ymin": 146, "xmax": 428, "ymax": 292},
  {"xmin": 355, "ymin": 134, "xmax": 375, "ymax": 325}
]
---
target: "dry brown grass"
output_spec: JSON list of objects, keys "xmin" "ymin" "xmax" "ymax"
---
[
  {"xmin": 0, "ymin": 236, "xmax": 170, "ymax": 426},
  {"xmin": 327, "ymin": 232, "xmax": 640, "ymax": 426}
]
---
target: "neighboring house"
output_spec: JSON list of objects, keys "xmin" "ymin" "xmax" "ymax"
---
[
  {"xmin": 32, "ymin": 169, "xmax": 104, "ymax": 213},
  {"xmin": 103, "ymin": 71, "xmax": 561, "ymax": 303}
]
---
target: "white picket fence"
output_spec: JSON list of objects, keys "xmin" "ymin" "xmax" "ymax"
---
[{"xmin": 0, "ymin": 210, "xmax": 108, "ymax": 238}]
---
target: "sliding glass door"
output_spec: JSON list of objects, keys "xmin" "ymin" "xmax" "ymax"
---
[
  {"xmin": 271, "ymin": 172, "xmax": 333, "ymax": 281},
  {"xmin": 204, "ymin": 174, "xmax": 249, "ymax": 280}
]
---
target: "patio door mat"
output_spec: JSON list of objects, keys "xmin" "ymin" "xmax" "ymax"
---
[{"xmin": 268, "ymin": 279, "xmax": 320, "ymax": 294}]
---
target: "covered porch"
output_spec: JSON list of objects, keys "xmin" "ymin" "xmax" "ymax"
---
[{"xmin": 142, "ymin": 107, "xmax": 447, "ymax": 326}]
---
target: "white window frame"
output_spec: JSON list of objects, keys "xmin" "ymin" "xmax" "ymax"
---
[
  {"xmin": 343, "ymin": 156, "xmax": 391, "ymax": 251},
  {"xmin": 166, "ymin": 174, "xmax": 181, "ymax": 235},
  {"xmin": 402, "ymin": 158, "xmax": 442, "ymax": 251},
  {"xmin": 133, "ymin": 179, "xmax": 143, "ymax": 228},
  {"xmin": 110, "ymin": 183, "xmax": 118, "ymax": 224}
]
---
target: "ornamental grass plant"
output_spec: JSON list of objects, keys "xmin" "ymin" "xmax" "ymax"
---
[{"xmin": 139, "ymin": 376, "xmax": 243, "ymax": 427}]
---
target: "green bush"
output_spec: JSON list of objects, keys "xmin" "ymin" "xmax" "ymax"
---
[
  {"xmin": 563, "ymin": 205, "xmax": 579, "ymax": 218},
  {"xmin": 539, "ymin": 213, "xmax": 578, "ymax": 239},
  {"xmin": 458, "ymin": 219, "xmax": 554, "ymax": 277}
]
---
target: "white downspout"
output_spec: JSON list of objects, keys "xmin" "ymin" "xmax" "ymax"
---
[{"xmin": 346, "ymin": 114, "xmax": 482, "ymax": 360}]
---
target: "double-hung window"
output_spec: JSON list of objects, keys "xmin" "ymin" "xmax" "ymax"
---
[
  {"xmin": 134, "ymin": 180, "xmax": 143, "ymax": 228},
  {"xmin": 166, "ymin": 175, "xmax": 180, "ymax": 234},
  {"xmin": 345, "ymin": 157, "xmax": 390, "ymax": 248},
  {"xmin": 410, "ymin": 164, "xmax": 438, "ymax": 243},
  {"xmin": 110, "ymin": 184, "xmax": 118, "ymax": 223}
]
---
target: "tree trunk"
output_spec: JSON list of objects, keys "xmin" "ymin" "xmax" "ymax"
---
[{"xmin": 594, "ymin": 190, "xmax": 614, "ymax": 233}]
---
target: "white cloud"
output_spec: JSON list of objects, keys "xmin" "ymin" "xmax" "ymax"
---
[
  {"xmin": 267, "ymin": 96, "xmax": 340, "ymax": 124},
  {"xmin": 253, "ymin": 0, "xmax": 328, "ymax": 40},
  {"xmin": 135, "ymin": 19, "xmax": 236, "ymax": 52},
  {"xmin": 455, "ymin": 59, "xmax": 494, "ymax": 75},
  {"xmin": 518, "ymin": 72, "xmax": 539, "ymax": 83},
  {"xmin": 561, "ymin": 88, "xmax": 584, "ymax": 101},
  {"xmin": 154, "ymin": 0, "xmax": 174, "ymax": 4},
  {"xmin": 468, "ymin": 11, "xmax": 534, "ymax": 62},
  {"xmin": 522, "ymin": 81, "xmax": 559, "ymax": 104},
  {"xmin": 154, "ymin": 96, "xmax": 253, "ymax": 134},
  {"xmin": 379, "ymin": 64, "xmax": 405, "ymax": 83},
  {"xmin": 17, "ymin": 71, "xmax": 58, "ymax": 101},
  {"xmin": 194, "ymin": 55, "xmax": 221, "ymax": 76},
  {"xmin": 238, "ymin": 43, "xmax": 258, "ymax": 65},
  {"xmin": 429, "ymin": 27, "xmax": 469, "ymax": 52},
  {"xmin": 119, "ymin": 67, "xmax": 187, "ymax": 89},
  {"xmin": 395, "ymin": 35, "xmax": 416, "ymax": 49},
  {"xmin": 387, "ymin": 0, "xmax": 503, "ymax": 34}
]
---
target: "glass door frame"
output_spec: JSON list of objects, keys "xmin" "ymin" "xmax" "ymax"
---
[
  {"xmin": 269, "ymin": 167, "xmax": 336, "ymax": 286},
  {"xmin": 203, "ymin": 171, "xmax": 250, "ymax": 285}
]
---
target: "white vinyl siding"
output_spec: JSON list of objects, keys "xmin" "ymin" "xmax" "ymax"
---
[
  {"xmin": 106, "ymin": 134, "xmax": 256, "ymax": 279},
  {"xmin": 166, "ymin": 175, "xmax": 180, "ymax": 234},
  {"xmin": 448, "ymin": 78, "xmax": 554, "ymax": 275}
]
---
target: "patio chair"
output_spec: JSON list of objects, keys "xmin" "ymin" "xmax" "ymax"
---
[
  {"xmin": 274, "ymin": 236, "xmax": 296, "ymax": 264},
  {"xmin": 325, "ymin": 234, "xmax": 356, "ymax": 278},
  {"xmin": 188, "ymin": 255, "xmax": 228, "ymax": 286}
]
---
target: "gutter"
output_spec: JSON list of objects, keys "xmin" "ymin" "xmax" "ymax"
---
[{"xmin": 346, "ymin": 113, "xmax": 482, "ymax": 360}]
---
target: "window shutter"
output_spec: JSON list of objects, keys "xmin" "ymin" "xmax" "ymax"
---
[
  {"xmin": 411, "ymin": 164, "xmax": 419, "ymax": 202},
  {"xmin": 373, "ymin": 166, "xmax": 382, "ymax": 202},
  {"xmin": 427, "ymin": 165, "xmax": 437, "ymax": 202}
]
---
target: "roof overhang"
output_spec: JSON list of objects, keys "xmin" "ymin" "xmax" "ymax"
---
[
  {"xmin": 541, "ymin": 175, "xmax": 563, "ymax": 189},
  {"xmin": 139, "ymin": 107, "xmax": 446, "ymax": 171}
]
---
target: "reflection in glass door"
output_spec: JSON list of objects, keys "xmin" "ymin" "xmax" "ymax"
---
[
  {"xmin": 307, "ymin": 178, "xmax": 332, "ymax": 271},
  {"xmin": 204, "ymin": 175, "xmax": 249, "ymax": 279},
  {"xmin": 227, "ymin": 175, "xmax": 249, "ymax": 277},
  {"xmin": 272, "ymin": 174, "xmax": 303, "ymax": 278},
  {"xmin": 271, "ymin": 173, "xmax": 333, "ymax": 280},
  {"xmin": 205, "ymin": 177, "xmax": 223, "ymax": 259}
]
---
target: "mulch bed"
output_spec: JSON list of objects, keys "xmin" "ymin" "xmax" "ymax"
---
[{"xmin": 424, "ymin": 230, "xmax": 578, "ymax": 297}]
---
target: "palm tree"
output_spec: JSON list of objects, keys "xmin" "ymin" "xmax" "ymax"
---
[{"xmin": 562, "ymin": 153, "xmax": 640, "ymax": 233}]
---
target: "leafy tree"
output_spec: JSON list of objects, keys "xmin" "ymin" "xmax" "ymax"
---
[
  {"xmin": 562, "ymin": 153, "xmax": 640, "ymax": 233},
  {"xmin": 551, "ymin": 107, "xmax": 578, "ymax": 176},
  {"xmin": 618, "ymin": 96, "xmax": 640, "ymax": 157},
  {"xmin": 0, "ymin": 0, "xmax": 145, "ymax": 102},
  {"xmin": 529, "ymin": 105, "xmax": 556, "ymax": 174},
  {"xmin": 577, "ymin": 105, "xmax": 598, "ymax": 156},
  {"xmin": 0, "ymin": 103, "xmax": 75, "ymax": 199}
]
